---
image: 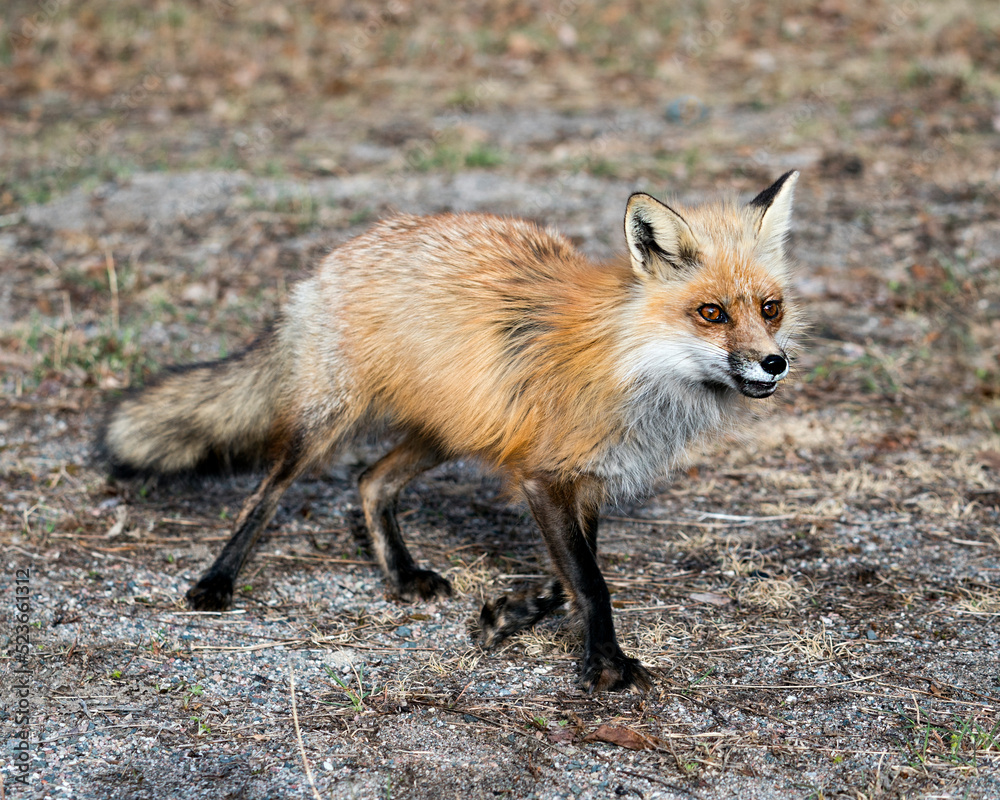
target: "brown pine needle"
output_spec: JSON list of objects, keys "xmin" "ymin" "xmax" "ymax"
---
[{"xmin": 289, "ymin": 662, "xmax": 322, "ymax": 800}]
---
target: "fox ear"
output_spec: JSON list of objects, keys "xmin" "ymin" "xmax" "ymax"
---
[
  {"xmin": 748, "ymin": 170, "xmax": 799, "ymax": 256},
  {"xmin": 624, "ymin": 193, "xmax": 700, "ymax": 277}
]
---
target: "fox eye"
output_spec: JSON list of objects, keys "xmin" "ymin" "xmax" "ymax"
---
[
  {"xmin": 761, "ymin": 300, "xmax": 781, "ymax": 320},
  {"xmin": 698, "ymin": 304, "xmax": 728, "ymax": 323}
]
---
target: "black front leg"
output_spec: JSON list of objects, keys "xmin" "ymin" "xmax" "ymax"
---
[
  {"xmin": 477, "ymin": 480, "xmax": 599, "ymax": 647},
  {"xmin": 521, "ymin": 476, "xmax": 653, "ymax": 693}
]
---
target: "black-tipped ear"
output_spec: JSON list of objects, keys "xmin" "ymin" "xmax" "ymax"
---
[
  {"xmin": 748, "ymin": 170, "xmax": 797, "ymax": 213},
  {"xmin": 747, "ymin": 171, "xmax": 798, "ymax": 255},
  {"xmin": 624, "ymin": 193, "xmax": 700, "ymax": 277}
]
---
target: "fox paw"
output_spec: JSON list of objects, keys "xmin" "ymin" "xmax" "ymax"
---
[
  {"xmin": 477, "ymin": 585, "xmax": 565, "ymax": 649},
  {"xmin": 392, "ymin": 568, "xmax": 452, "ymax": 601},
  {"xmin": 579, "ymin": 650, "xmax": 654, "ymax": 694},
  {"xmin": 186, "ymin": 573, "xmax": 234, "ymax": 611},
  {"xmin": 477, "ymin": 596, "xmax": 514, "ymax": 649}
]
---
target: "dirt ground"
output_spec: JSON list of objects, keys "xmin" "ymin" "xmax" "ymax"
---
[{"xmin": 2, "ymin": 1, "xmax": 1000, "ymax": 798}]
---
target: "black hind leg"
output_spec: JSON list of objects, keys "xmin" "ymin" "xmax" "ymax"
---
[
  {"xmin": 186, "ymin": 438, "xmax": 311, "ymax": 610},
  {"xmin": 358, "ymin": 436, "xmax": 450, "ymax": 600}
]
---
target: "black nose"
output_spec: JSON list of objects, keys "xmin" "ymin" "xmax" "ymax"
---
[{"xmin": 760, "ymin": 354, "xmax": 787, "ymax": 376}]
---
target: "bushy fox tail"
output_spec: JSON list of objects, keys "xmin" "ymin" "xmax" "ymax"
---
[{"xmin": 99, "ymin": 332, "xmax": 286, "ymax": 477}]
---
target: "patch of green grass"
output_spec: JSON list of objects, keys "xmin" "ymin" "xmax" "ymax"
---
[
  {"xmin": 10, "ymin": 311, "xmax": 157, "ymax": 392},
  {"xmin": 583, "ymin": 156, "xmax": 620, "ymax": 178},
  {"xmin": 5, "ymin": 147, "xmax": 144, "ymax": 209},
  {"xmin": 181, "ymin": 684, "xmax": 204, "ymax": 711},
  {"xmin": 348, "ymin": 205, "xmax": 376, "ymax": 226},
  {"xmin": 806, "ymin": 350, "xmax": 904, "ymax": 398},
  {"xmin": 902, "ymin": 61, "xmax": 935, "ymax": 89},
  {"xmin": 687, "ymin": 666, "xmax": 715, "ymax": 689},
  {"xmin": 682, "ymin": 146, "xmax": 701, "ymax": 171},
  {"xmin": 322, "ymin": 665, "xmax": 378, "ymax": 713},
  {"xmin": 464, "ymin": 143, "xmax": 505, "ymax": 168},
  {"xmin": 445, "ymin": 87, "xmax": 482, "ymax": 110},
  {"xmin": 558, "ymin": 153, "xmax": 624, "ymax": 179},
  {"xmin": 7, "ymin": 167, "xmax": 83, "ymax": 208},
  {"xmin": 165, "ymin": 4, "xmax": 187, "ymax": 29},
  {"xmin": 150, "ymin": 297, "xmax": 177, "ymax": 317},
  {"xmin": 240, "ymin": 188, "xmax": 322, "ymax": 231},
  {"xmin": 854, "ymin": 353, "xmax": 902, "ymax": 396},
  {"xmin": 407, "ymin": 139, "xmax": 505, "ymax": 172},
  {"xmin": 262, "ymin": 159, "xmax": 286, "ymax": 177},
  {"xmin": 407, "ymin": 141, "xmax": 461, "ymax": 172},
  {"xmin": 0, "ymin": 30, "xmax": 13, "ymax": 66},
  {"xmin": 900, "ymin": 710, "xmax": 1000, "ymax": 769},
  {"xmin": 56, "ymin": 324, "xmax": 153, "ymax": 385}
]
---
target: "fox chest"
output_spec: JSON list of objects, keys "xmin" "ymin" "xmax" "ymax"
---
[{"xmin": 587, "ymin": 389, "xmax": 728, "ymax": 496}]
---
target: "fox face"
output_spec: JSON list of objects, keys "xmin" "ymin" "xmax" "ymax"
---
[
  {"xmin": 679, "ymin": 260, "xmax": 790, "ymax": 398},
  {"xmin": 621, "ymin": 171, "xmax": 800, "ymax": 400}
]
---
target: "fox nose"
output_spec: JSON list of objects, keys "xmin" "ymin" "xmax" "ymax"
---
[{"xmin": 760, "ymin": 354, "xmax": 787, "ymax": 377}]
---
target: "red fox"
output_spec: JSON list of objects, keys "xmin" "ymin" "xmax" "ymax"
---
[{"xmin": 100, "ymin": 171, "xmax": 802, "ymax": 693}]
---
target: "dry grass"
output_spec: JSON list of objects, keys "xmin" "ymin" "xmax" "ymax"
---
[
  {"xmin": 735, "ymin": 576, "xmax": 811, "ymax": 611},
  {"xmin": 954, "ymin": 587, "xmax": 1000, "ymax": 617},
  {"xmin": 776, "ymin": 625, "xmax": 851, "ymax": 662}
]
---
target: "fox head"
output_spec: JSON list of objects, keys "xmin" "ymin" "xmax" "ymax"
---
[{"xmin": 622, "ymin": 171, "xmax": 801, "ymax": 399}]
